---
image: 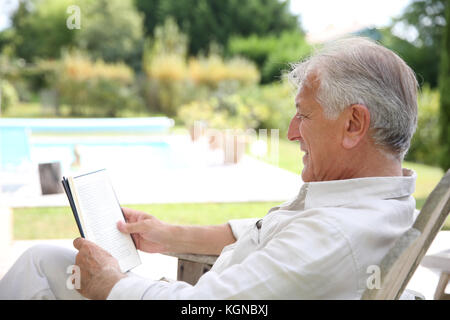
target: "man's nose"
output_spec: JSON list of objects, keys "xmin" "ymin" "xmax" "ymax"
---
[{"xmin": 287, "ymin": 117, "xmax": 301, "ymax": 141}]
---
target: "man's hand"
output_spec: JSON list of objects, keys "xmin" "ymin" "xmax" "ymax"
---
[
  {"xmin": 73, "ymin": 238, "xmax": 126, "ymax": 300},
  {"xmin": 118, "ymin": 207, "xmax": 172, "ymax": 253},
  {"xmin": 119, "ymin": 207, "xmax": 236, "ymax": 256}
]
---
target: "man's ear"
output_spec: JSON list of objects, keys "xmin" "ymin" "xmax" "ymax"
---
[{"xmin": 342, "ymin": 104, "xmax": 371, "ymax": 149}]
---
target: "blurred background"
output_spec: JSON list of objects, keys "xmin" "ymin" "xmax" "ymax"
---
[{"xmin": 0, "ymin": 0, "xmax": 448, "ymax": 279}]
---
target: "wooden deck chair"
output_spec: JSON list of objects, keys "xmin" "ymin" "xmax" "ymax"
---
[
  {"xmin": 420, "ymin": 249, "xmax": 450, "ymax": 300},
  {"xmin": 166, "ymin": 169, "xmax": 450, "ymax": 299},
  {"xmin": 361, "ymin": 169, "xmax": 450, "ymax": 299},
  {"xmin": 165, "ymin": 253, "xmax": 218, "ymax": 285}
]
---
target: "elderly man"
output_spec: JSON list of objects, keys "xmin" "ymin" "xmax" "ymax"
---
[{"xmin": 0, "ymin": 37, "xmax": 419, "ymax": 299}]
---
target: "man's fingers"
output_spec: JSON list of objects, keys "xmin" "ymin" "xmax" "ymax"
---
[
  {"xmin": 73, "ymin": 237, "xmax": 97, "ymax": 251},
  {"xmin": 73, "ymin": 237, "xmax": 86, "ymax": 250},
  {"xmin": 117, "ymin": 220, "xmax": 148, "ymax": 234}
]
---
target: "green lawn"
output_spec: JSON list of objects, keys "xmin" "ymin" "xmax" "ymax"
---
[
  {"xmin": 13, "ymin": 202, "xmax": 280, "ymax": 240},
  {"xmin": 12, "ymin": 136, "xmax": 448, "ymax": 240}
]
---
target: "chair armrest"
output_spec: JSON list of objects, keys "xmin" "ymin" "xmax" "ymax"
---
[
  {"xmin": 162, "ymin": 253, "xmax": 219, "ymax": 285},
  {"xmin": 164, "ymin": 253, "xmax": 219, "ymax": 265}
]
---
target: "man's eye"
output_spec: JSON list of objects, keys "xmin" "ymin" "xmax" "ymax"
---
[{"xmin": 296, "ymin": 114, "xmax": 306, "ymax": 120}]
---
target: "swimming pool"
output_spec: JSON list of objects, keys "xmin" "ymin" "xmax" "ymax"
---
[
  {"xmin": 29, "ymin": 139, "xmax": 187, "ymax": 175},
  {"xmin": 0, "ymin": 117, "xmax": 174, "ymax": 170},
  {"xmin": 0, "ymin": 117, "xmax": 175, "ymax": 133}
]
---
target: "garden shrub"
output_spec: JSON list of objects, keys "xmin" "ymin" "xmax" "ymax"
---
[
  {"xmin": 51, "ymin": 51, "xmax": 144, "ymax": 117},
  {"xmin": 406, "ymin": 85, "xmax": 441, "ymax": 166},
  {"xmin": 228, "ymin": 30, "xmax": 311, "ymax": 83},
  {"xmin": 0, "ymin": 79, "xmax": 19, "ymax": 112},
  {"xmin": 177, "ymin": 81, "xmax": 293, "ymax": 133},
  {"xmin": 143, "ymin": 18, "xmax": 260, "ymax": 117},
  {"xmin": 188, "ymin": 55, "xmax": 260, "ymax": 89}
]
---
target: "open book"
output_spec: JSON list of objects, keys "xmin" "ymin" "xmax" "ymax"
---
[{"xmin": 62, "ymin": 169, "xmax": 141, "ymax": 273}]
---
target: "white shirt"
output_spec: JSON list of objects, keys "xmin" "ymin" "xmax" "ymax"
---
[{"xmin": 108, "ymin": 168, "xmax": 417, "ymax": 299}]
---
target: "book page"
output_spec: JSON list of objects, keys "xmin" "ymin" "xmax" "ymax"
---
[{"xmin": 71, "ymin": 169, "xmax": 141, "ymax": 272}]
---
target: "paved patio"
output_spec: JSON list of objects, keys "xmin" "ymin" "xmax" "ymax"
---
[{"xmin": 0, "ymin": 134, "xmax": 302, "ymax": 207}]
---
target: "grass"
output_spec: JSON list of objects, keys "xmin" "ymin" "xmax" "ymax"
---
[
  {"xmin": 10, "ymin": 115, "xmax": 448, "ymax": 239},
  {"xmin": 13, "ymin": 202, "xmax": 280, "ymax": 240}
]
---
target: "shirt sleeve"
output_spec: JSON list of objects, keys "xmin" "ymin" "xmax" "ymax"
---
[
  {"xmin": 227, "ymin": 218, "xmax": 259, "ymax": 240},
  {"xmin": 107, "ymin": 213, "xmax": 357, "ymax": 299}
]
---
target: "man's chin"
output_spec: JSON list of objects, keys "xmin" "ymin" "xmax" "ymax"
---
[{"xmin": 301, "ymin": 168, "xmax": 312, "ymax": 183}]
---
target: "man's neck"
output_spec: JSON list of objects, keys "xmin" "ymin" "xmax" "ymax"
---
[{"xmin": 347, "ymin": 147, "xmax": 403, "ymax": 179}]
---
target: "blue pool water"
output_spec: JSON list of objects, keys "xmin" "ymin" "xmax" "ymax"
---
[
  {"xmin": 29, "ymin": 140, "xmax": 182, "ymax": 173},
  {"xmin": 0, "ymin": 117, "xmax": 175, "ymax": 170},
  {"xmin": 0, "ymin": 128, "xmax": 31, "ymax": 169}
]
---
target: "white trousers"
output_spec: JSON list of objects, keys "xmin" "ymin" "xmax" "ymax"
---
[{"xmin": 0, "ymin": 244, "xmax": 86, "ymax": 300}]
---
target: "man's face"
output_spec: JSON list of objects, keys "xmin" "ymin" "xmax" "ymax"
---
[{"xmin": 287, "ymin": 75, "xmax": 345, "ymax": 182}]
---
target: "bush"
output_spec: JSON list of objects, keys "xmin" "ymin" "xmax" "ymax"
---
[
  {"xmin": 228, "ymin": 35, "xmax": 278, "ymax": 69},
  {"xmin": 145, "ymin": 54, "xmax": 260, "ymax": 117},
  {"xmin": 188, "ymin": 55, "xmax": 260, "ymax": 89},
  {"xmin": 178, "ymin": 99, "xmax": 229, "ymax": 129},
  {"xmin": 0, "ymin": 80, "xmax": 19, "ymax": 112},
  {"xmin": 228, "ymin": 31, "xmax": 311, "ymax": 83},
  {"xmin": 143, "ymin": 18, "xmax": 260, "ymax": 117},
  {"xmin": 177, "ymin": 80, "xmax": 294, "ymax": 133},
  {"xmin": 405, "ymin": 85, "xmax": 441, "ymax": 166},
  {"xmin": 235, "ymin": 81, "xmax": 295, "ymax": 136},
  {"xmin": 51, "ymin": 51, "xmax": 144, "ymax": 117}
]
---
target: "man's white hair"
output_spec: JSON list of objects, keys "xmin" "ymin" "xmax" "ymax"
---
[{"xmin": 288, "ymin": 37, "xmax": 418, "ymax": 159}]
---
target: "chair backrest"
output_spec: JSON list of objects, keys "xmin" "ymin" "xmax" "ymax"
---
[{"xmin": 361, "ymin": 169, "xmax": 450, "ymax": 300}]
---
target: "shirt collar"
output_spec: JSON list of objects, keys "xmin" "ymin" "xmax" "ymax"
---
[{"xmin": 300, "ymin": 168, "xmax": 417, "ymax": 209}]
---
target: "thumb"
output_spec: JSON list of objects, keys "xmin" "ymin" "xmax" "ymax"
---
[
  {"xmin": 73, "ymin": 237, "xmax": 86, "ymax": 250},
  {"xmin": 117, "ymin": 220, "xmax": 148, "ymax": 234}
]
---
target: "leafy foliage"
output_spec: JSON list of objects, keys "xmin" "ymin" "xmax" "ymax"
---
[
  {"xmin": 3, "ymin": 0, "xmax": 144, "ymax": 69},
  {"xmin": 387, "ymin": 0, "xmax": 446, "ymax": 88},
  {"xmin": 7, "ymin": 0, "xmax": 76, "ymax": 61},
  {"xmin": 49, "ymin": 51, "xmax": 143, "ymax": 117},
  {"xmin": 0, "ymin": 80, "xmax": 19, "ymax": 112},
  {"xmin": 177, "ymin": 80, "xmax": 294, "ymax": 134},
  {"xmin": 392, "ymin": 0, "xmax": 445, "ymax": 47},
  {"xmin": 143, "ymin": 18, "xmax": 260, "ymax": 117},
  {"xmin": 405, "ymin": 85, "xmax": 441, "ymax": 166},
  {"xmin": 228, "ymin": 30, "xmax": 311, "ymax": 83},
  {"xmin": 380, "ymin": 28, "xmax": 440, "ymax": 88},
  {"xmin": 134, "ymin": 0, "xmax": 301, "ymax": 55},
  {"xmin": 438, "ymin": 0, "xmax": 450, "ymax": 170},
  {"xmin": 75, "ymin": 0, "xmax": 144, "ymax": 70}
]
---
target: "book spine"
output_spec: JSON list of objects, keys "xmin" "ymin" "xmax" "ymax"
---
[{"xmin": 61, "ymin": 178, "xmax": 85, "ymax": 238}]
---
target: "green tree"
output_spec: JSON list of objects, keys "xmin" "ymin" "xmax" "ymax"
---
[
  {"xmin": 387, "ymin": 0, "xmax": 445, "ymax": 88},
  {"xmin": 228, "ymin": 30, "xmax": 311, "ymax": 83},
  {"xmin": 7, "ymin": 0, "xmax": 76, "ymax": 62},
  {"xmin": 379, "ymin": 28, "xmax": 440, "ymax": 88},
  {"xmin": 438, "ymin": 1, "xmax": 450, "ymax": 171},
  {"xmin": 394, "ymin": 0, "xmax": 445, "ymax": 47},
  {"xmin": 134, "ymin": 0, "xmax": 301, "ymax": 55},
  {"xmin": 4, "ymin": 0, "xmax": 144, "ymax": 69},
  {"xmin": 75, "ymin": 0, "xmax": 144, "ymax": 70}
]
